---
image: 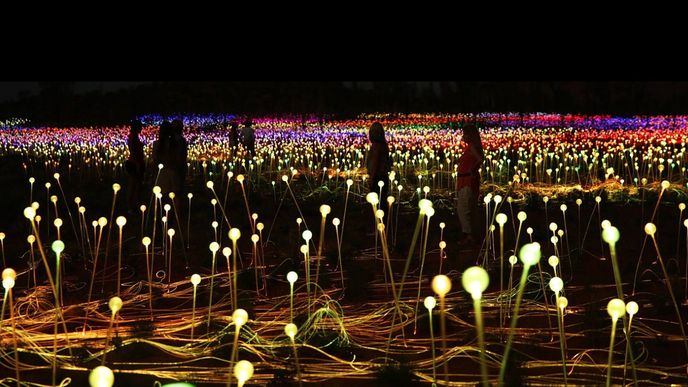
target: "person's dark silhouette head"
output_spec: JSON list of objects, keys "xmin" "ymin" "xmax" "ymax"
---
[
  {"xmin": 231, "ymin": 121, "xmax": 239, "ymax": 130},
  {"xmin": 159, "ymin": 121, "xmax": 173, "ymax": 141},
  {"xmin": 130, "ymin": 120, "xmax": 142, "ymax": 135},
  {"xmin": 368, "ymin": 121, "xmax": 386, "ymax": 144},
  {"xmin": 171, "ymin": 119, "xmax": 183, "ymax": 135},
  {"xmin": 462, "ymin": 123, "xmax": 484, "ymax": 157},
  {"xmin": 243, "ymin": 119, "xmax": 253, "ymax": 127}
]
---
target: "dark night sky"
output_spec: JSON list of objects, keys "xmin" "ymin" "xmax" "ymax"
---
[{"xmin": 0, "ymin": 82, "xmax": 152, "ymax": 102}]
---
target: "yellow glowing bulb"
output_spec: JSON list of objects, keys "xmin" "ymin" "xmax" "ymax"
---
[
  {"xmin": 509, "ymin": 255, "xmax": 517, "ymax": 265},
  {"xmin": 53, "ymin": 172, "xmax": 60, "ymax": 180},
  {"xmin": 116, "ymin": 216, "xmax": 126, "ymax": 227},
  {"xmin": 140, "ymin": 205, "xmax": 146, "ymax": 212},
  {"xmin": 387, "ymin": 196, "xmax": 395, "ymax": 204},
  {"xmin": 346, "ymin": 179, "xmax": 353, "ymax": 186},
  {"xmin": 74, "ymin": 197, "xmax": 81, "ymax": 204},
  {"xmin": 257, "ymin": 222, "xmax": 264, "ymax": 231},
  {"xmin": 366, "ymin": 192, "xmax": 379, "ymax": 205},
  {"xmin": 31, "ymin": 202, "xmax": 39, "ymax": 210},
  {"xmin": 302, "ymin": 230, "xmax": 312, "ymax": 241},
  {"xmin": 319, "ymin": 204, "xmax": 331, "ymax": 216},
  {"xmin": 229, "ymin": 228, "xmax": 241, "ymax": 241},
  {"xmin": 109, "ymin": 296, "xmax": 123, "ymax": 314},
  {"xmin": 50, "ymin": 195, "xmax": 58, "ymax": 204},
  {"xmin": 2, "ymin": 277, "xmax": 15, "ymax": 290},
  {"xmin": 661, "ymin": 180, "xmax": 670, "ymax": 190},
  {"xmin": 526, "ymin": 227, "xmax": 533, "ymax": 235},
  {"xmin": 89, "ymin": 365, "xmax": 114, "ymax": 387},
  {"xmin": 112, "ymin": 183, "xmax": 120, "ymax": 192},
  {"xmin": 626, "ymin": 301, "xmax": 639, "ymax": 316},
  {"xmin": 237, "ymin": 174, "xmax": 245, "ymax": 183},
  {"xmin": 680, "ymin": 203, "xmax": 686, "ymax": 211},
  {"xmin": 152, "ymin": 186, "xmax": 161, "ymax": 195},
  {"xmin": 168, "ymin": 192, "xmax": 175, "ymax": 199},
  {"xmin": 431, "ymin": 274, "xmax": 452, "ymax": 297},
  {"xmin": 439, "ymin": 241, "xmax": 446, "ymax": 249},
  {"xmin": 332, "ymin": 218, "xmax": 341, "ymax": 227},
  {"xmin": 209, "ymin": 242, "xmax": 220, "ymax": 253},
  {"xmin": 233, "ymin": 360, "xmax": 254, "ymax": 385},
  {"xmin": 543, "ymin": 196, "xmax": 549, "ymax": 203},
  {"xmin": 558, "ymin": 296, "xmax": 568, "ymax": 310},
  {"xmin": 602, "ymin": 226, "xmax": 620, "ymax": 244},
  {"xmin": 232, "ymin": 308, "xmax": 248, "ymax": 327},
  {"xmin": 52, "ymin": 240, "xmax": 65, "ymax": 255},
  {"xmin": 548, "ymin": 255, "xmax": 559, "ymax": 268},
  {"xmin": 2, "ymin": 268, "xmax": 16, "ymax": 281},
  {"xmin": 282, "ymin": 175, "xmax": 289, "ymax": 182},
  {"xmin": 576, "ymin": 198, "xmax": 582, "ymax": 206},
  {"xmin": 519, "ymin": 242, "xmax": 541, "ymax": 267},
  {"xmin": 424, "ymin": 296, "xmax": 436, "ymax": 310},
  {"xmin": 27, "ymin": 235, "xmax": 35, "ymax": 244},
  {"xmin": 142, "ymin": 237, "xmax": 151, "ymax": 247},
  {"xmin": 187, "ymin": 193, "xmax": 193, "ymax": 199},
  {"xmin": 168, "ymin": 228, "xmax": 175, "ymax": 237},
  {"xmin": 560, "ymin": 204, "xmax": 567, "ymax": 212},
  {"xmin": 222, "ymin": 247, "xmax": 231, "ymax": 258},
  {"xmin": 461, "ymin": 266, "xmax": 489, "ymax": 299},
  {"xmin": 98, "ymin": 217, "xmax": 108, "ymax": 227},
  {"xmin": 23, "ymin": 207, "xmax": 36, "ymax": 220},
  {"xmin": 191, "ymin": 274, "xmax": 201, "ymax": 286},
  {"xmin": 285, "ymin": 323, "xmax": 298, "ymax": 339},
  {"xmin": 595, "ymin": 196, "xmax": 601, "ymax": 203},
  {"xmin": 296, "ymin": 218, "xmax": 302, "ymax": 225},
  {"xmin": 493, "ymin": 195, "xmax": 502, "ymax": 204},
  {"xmin": 495, "ymin": 213, "xmax": 507, "ymax": 225},
  {"xmin": 517, "ymin": 211, "xmax": 527, "ymax": 222},
  {"xmin": 440, "ymin": 222, "xmax": 445, "ymax": 229},
  {"xmin": 212, "ymin": 221, "xmax": 218, "ymax": 228},
  {"xmin": 607, "ymin": 298, "xmax": 626, "ymax": 320},
  {"xmin": 300, "ymin": 245, "xmax": 308, "ymax": 254},
  {"xmin": 418, "ymin": 198, "xmax": 433, "ymax": 213},
  {"xmin": 549, "ymin": 277, "xmax": 563, "ymax": 293},
  {"xmin": 601, "ymin": 219, "xmax": 611, "ymax": 230},
  {"xmin": 251, "ymin": 234, "xmax": 259, "ymax": 243},
  {"xmin": 549, "ymin": 222, "xmax": 558, "ymax": 232},
  {"xmin": 163, "ymin": 204, "xmax": 171, "ymax": 212},
  {"xmin": 644, "ymin": 223, "xmax": 656, "ymax": 236},
  {"xmin": 210, "ymin": 199, "xmax": 217, "ymax": 206}
]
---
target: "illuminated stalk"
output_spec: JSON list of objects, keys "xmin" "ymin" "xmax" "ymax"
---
[
  {"xmin": 208, "ymin": 242, "xmax": 219, "ymax": 328},
  {"xmin": 101, "ymin": 297, "xmax": 122, "ymax": 366},
  {"xmin": 499, "ymin": 243, "xmax": 540, "ymax": 385}
]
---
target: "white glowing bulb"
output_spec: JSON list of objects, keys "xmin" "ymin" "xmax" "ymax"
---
[
  {"xmin": 287, "ymin": 271, "xmax": 298, "ymax": 284},
  {"xmin": 232, "ymin": 308, "xmax": 248, "ymax": 327},
  {"xmin": 191, "ymin": 274, "xmax": 201, "ymax": 286}
]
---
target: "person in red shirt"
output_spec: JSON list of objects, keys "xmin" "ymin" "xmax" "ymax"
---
[{"xmin": 456, "ymin": 123, "xmax": 484, "ymax": 246}]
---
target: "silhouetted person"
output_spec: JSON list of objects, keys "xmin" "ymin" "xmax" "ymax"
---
[
  {"xmin": 366, "ymin": 121, "xmax": 391, "ymax": 204},
  {"xmin": 242, "ymin": 119, "xmax": 255, "ymax": 156},
  {"xmin": 229, "ymin": 121, "xmax": 239, "ymax": 148},
  {"xmin": 456, "ymin": 123, "xmax": 484, "ymax": 247},
  {"xmin": 152, "ymin": 121, "xmax": 181, "ymax": 196},
  {"xmin": 171, "ymin": 119, "xmax": 188, "ymax": 196},
  {"xmin": 125, "ymin": 120, "xmax": 145, "ymax": 214}
]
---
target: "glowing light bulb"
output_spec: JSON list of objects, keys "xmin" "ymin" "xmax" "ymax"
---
[
  {"xmin": 229, "ymin": 228, "xmax": 241, "ymax": 241},
  {"xmin": 519, "ymin": 242, "xmax": 541, "ymax": 267},
  {"xmin": 89, "ymin": 365, "xmax": 114, "ymax": 387},
  {"xmin": 23, "ymin": 207, "xmax": 35, "ymax": 220},
  {"xmin": 52, "ymin": 240, "xmax": 65, "ymax": 255},
  {"xmin": 626, "ymin": 301, "xmax": 639, "ymax": 316},
  {"xmin": 548, "ymin": 255, "xmax": 559, "ymax": 268},
  {"xmin": 142, "ymin": 237, "xmax": 151, "ymax": 247},
  {"xmin": 112, "ymin": 183, "xmax": 120, "ymax": 193},
  {"xmin": 209, "ymin": 242, "xmax": 220, "ymax": 253},
  {"xmin": 661, "ymin": 180, "xmax": 670, "ymax": 190},
  {"xmin": 549, "ymin": 222, "xmax": 558, "ymax": 232},
  {"xmin": 251, "ymin": 234, "xmax": 259, "ymax": 243},
  {"xmin": 432, "ymin": 274, "xmax": 451, "ymax": 297},
  {"xmin": 549, "ymin": 277, "xmax": 563, "ymax": 293},
  {"xmin": 232, "ymin": 308, "xmax": 248, "ymax": 327},
  {"xmin": 366, "ymin": 192, "xmax": 379, "ymax": 205},
  {"xmin": 461, "ymin": 266, "xmax": 489, "ymax": 299},
  {"xmin": 109, "ymin": 296, "xmax": 123, "ymax": 314},
  {"xmin": 418, "ymin": 199, "xmax": 433, "ymax": 213},
  {"xmin": 607, "ymin": 298, "xmax": 626, "ymax": 320},
  {"xmin": 320, "ymin": 205, "xmax": 331, "ymax": 216},
  {"xmin": 424, "ymin": 296, "xmax": 436, "ymax": 310},
  {"xmin": 602, "ymin": 226, "xmax": 620, "ymax": 244},
  {"xmin": 287, "ymin": 271, "xmax": 298, "ymax": 284},
  {"xmin": 285, "ymin": 323, "xmax": 298, "ymax": 339},
  {"xmin": 168, "ymin": 229, "xmax": 175, "ymax": 237},
  {"xmin": 332, "ymin": 218, "xmax": 341, "ymax": 227},
  {"xmin": 517, "ymin": 211, "xmax": 527, "ymax": 222},
  {"xmin": 116, "ymin": 216, "xmax": 126, "ymax": 227},
  {"xmin": 54, "ymin": 218, "xmax": 63, "ymax": 228},
  {"xmin": 302, "ymin": 230, "xmax": 312, "ymax": 242},
  {"xmin": 233, "ymin": 360, "xmax": 254, "ymax": 386},
  {"xmin": 558, "ymin": 296, "xmax": 568, "ymax": 310},
  {"xmin": 644, "ymin": 223, "xmax": 656, "ymax": 236},
  {"xmin": 191, "ymin": 274, "xmax": 201, "ymax": 286},
  {"xmin": 496, "ymin": 213, "xmax": 507, "ymax": 225},
  {"xmin": 508, "ymin": 255, "xmax": 517, "ymax": 265},
  {"xmin": 560, "ymin": 204, "xmax": 567, "ymax": 212}
]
